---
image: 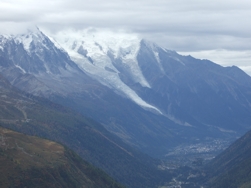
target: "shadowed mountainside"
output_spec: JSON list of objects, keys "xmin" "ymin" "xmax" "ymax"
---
[
  {"xmin": 0, "ymin": 127, "xmax": 125, "ymax": 188},
  {"xmin": 204, "ymin": 129, "xmax": 251, "ymax": 188}
]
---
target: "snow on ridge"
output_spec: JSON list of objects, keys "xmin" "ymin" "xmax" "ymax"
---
[
  {"xmin": 51, "ymin": 28, "xmax": 163, "ymax": 114},
  {"xmin": 51, "ymin": 28, "xmax": 141, "ymax": 55},
  {"xmin": 15, "ymin": 65, "xmax": 26, "ymax": 73},
  {"xmin": 142, "ymin": 39, "xmax": 165, "ymax": 73},
  {"xmin": 173, "ymin": 57, "xmax": 185, "ymax": 66},
  {"xmin": 0, "ymin": 27, "xmax": 163, "ymax": 114},
  {"xmin": 15, "ymin": 34, "xmax": 33, "ymax": 52},
  {"xmin": 52, "ymin": 28, "xmax": 142, "ymax": 62},
  {"xmin": 71, "ymin": 54, "xmax": 162, "ymax": 114},
  {"xmin": 1, "ymin": 27, "xmax": 45, "ymax": 48},
  {"xmin": 47, "ymin": 36, "xmax": 66, "ymax": 53},
  {"xmin": 0, "ymin": 35, "xmax": 9, "ymax": 41},
  {"xmin": 52, "ymin": 28, "xmax": 151, "ymax": 88},
  {"xmin": 0, "ymin": 32, "xmax": 33, "ymax": 53},
  {"xmin": 13, "ymin": 27, "xmax": 48, "ymax": 53},
  {"xmin": 0, "ymin": 35, "xmax": 13, "ymax": 47}
]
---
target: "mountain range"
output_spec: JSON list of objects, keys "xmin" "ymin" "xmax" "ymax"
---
[
  {"xmin": 1, "ymin": 27, "xmax": 251, "ymax": 159},
  {"xmin": 1, "ymin": 27, "xmax": 251, "ymax": 188}
]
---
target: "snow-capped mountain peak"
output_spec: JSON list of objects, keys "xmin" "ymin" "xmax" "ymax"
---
[
  {"xmin": 12, "ymin": 27, "xmax": 46, "ymax": 53},
  {"xmin": 0, "ymin": 27, "xmax": 81, "ymax": 77},
  {"xmin": 0, "ymin": 28, "xmax": 164, "ymax": 114},
  {"xmin": 54, "ymin": 28, "xmax": 140, "ymax": 57},
  {"xmin": 52, "ymin": 28, "xmax": 151, "ymax": 86},
  {"xmin": 50, "ymin": 28, "xmax": 164, "ymax": 113}
]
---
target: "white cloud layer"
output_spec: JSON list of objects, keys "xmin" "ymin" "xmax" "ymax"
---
[{"xmin": 0, "ymin": 0, "xmax": 250, "ymax": 75}]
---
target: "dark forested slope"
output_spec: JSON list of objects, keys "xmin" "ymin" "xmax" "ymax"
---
[
  {"xmin": 0, "ymin": 127, "xmax": 124, "ymax": 188},
  {"xmin": 205, "ymin": 130, "xmax": 251, "ymax": 188}
]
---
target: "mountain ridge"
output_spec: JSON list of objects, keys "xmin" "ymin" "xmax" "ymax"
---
[{"xmin": 1, "ymin": 27, "xmax": 251, "ymax": 159}]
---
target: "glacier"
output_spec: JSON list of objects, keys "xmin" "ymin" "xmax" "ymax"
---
[{"xmin": 50, "ymin": 28, "xmax": 162, "ymax": 114}]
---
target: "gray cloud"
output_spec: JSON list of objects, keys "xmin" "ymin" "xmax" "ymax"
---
[{"xmin": 0, "ymin": 0, "xmax": 250, "ymax": 75}]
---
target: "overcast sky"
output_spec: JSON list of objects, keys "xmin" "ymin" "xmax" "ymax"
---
[{"xmin": 0, "ymin": 0, "xmax": 250, "ymax": 75}]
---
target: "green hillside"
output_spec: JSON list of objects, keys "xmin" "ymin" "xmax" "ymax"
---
[{"xmin": 0, "ymin": 127, "xmax": 124, "ymax": 188}]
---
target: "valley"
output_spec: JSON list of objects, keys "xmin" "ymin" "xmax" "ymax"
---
[{"xmin": 164, "ymin": 138, "xmax": 232, "ymax": 166}]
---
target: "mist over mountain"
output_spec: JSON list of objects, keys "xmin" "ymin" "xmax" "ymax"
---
[{"xmin": 1, "ymin": 27, "xmax": 251, "ymax": 161}]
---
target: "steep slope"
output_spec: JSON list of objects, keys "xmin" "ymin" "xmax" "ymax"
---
[
  {"xmin": 204, "ymin": 129, "xmax": 251, "ymax": 188},
  {"xmin": 0, "ymin": 74, "xmax": 171, "ymax": 188},
  {"xmin": 0, "ymin": 27, "xmax": 101, "ymax": 97},
  {"xmin": 137, "ymin": 40, "xmax": 251, "ymax": 132},
  {"xmin": 0, "ymin": 127, "xmax": 124, "ymax": 188}
]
